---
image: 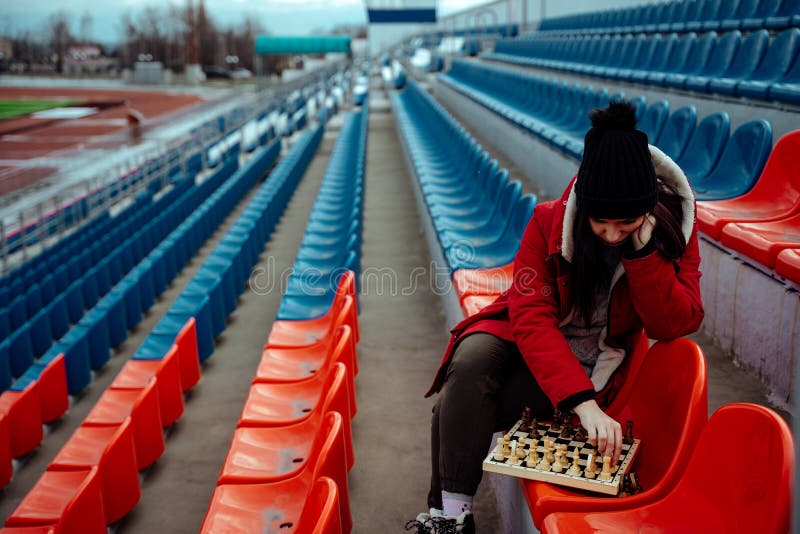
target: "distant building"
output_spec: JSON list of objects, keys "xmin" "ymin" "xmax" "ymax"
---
[
  {"xmin": 0, "ymin": 38, "xmax": 11, "ymax": 71},
  {"xmin": 63, "ymin": 45, "xmax": 118, "ymax": 75}
]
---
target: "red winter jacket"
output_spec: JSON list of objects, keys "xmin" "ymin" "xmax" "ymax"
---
[{"xmin": 426, "ymin": 146, "xmax": 705, "ymax": 412}]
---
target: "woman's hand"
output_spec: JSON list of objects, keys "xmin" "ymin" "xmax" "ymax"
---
[
  {"xmin": 632, "ymin": 214, "xmax": 657, "ymax": 251},
  {"xmin": 573, "ymin": 399, "xmax": 622, "ymax": 465}
]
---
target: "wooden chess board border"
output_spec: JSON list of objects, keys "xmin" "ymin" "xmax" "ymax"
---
[{"xmin": 482, "ymin": 419, "xmax": 641, "ymax": 496}]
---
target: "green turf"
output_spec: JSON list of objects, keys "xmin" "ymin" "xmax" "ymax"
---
[{"xmin": 0, "ymin": 99, "xmax": 86, "ymax": 120}]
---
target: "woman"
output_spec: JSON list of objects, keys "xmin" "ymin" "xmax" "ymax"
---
[{"xmin": 407, "ymin": 102, "xmax": 704, "ymax": 534}]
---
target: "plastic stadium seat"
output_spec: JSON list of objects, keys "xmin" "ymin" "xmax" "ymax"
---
[
  {"xmin": 296, "ymin": 477, "xmax": 342, "ymax": 534},
  {"xmin": 460, "ymin": 294, "xmax": 498, "ymax": 317},
  {"xmin": 16, "ymin": 354, "xmax": 69, "ymax": 424},
  {"xmin": 776, "ymin": 248, "xmax": 800, "ymax": 283},
  {"xmin": 655, "ymin": 106, "xmax": 696, "ymax": 162},
  {"xmin": 541, "ymin": 403, "xmax": 793, "ymax": 534},
  {"xmin": 737, "ymin": 28, "xmax": 800, "ymax": 99},
  {"xmin": 112, "ymin": 346, "xmax": 184, "ymax": 427},
  {"xmin": 765, "ymin": 0, "xmax": 800, "ymax": 29},
  {"xmin": 202, "ymin": 412, "xmax": 352, "ymax": 534},
  {"xmin": 687, "ymin": 0, "xmax": 722, "ymax": 32},
  {"xmin": 239, "ymin": 362, "xmax": 354, "ymax": 471},
  {"xmin": 524, "ymin": 338, "xmax": 708, "ymax": 529},
  {"xmin": 0, "ymin": 382, "xmax": 43, "ymax": 458},
  {"xmin": 708, "ymin": 30, "xmax": 769, "ymax": 95},
  {"xmin": 720, "ymin": 212, "xmax": 800, "ymax": 268},
  {"xmin": 691, "ymin": 119, "xmax": 772, "ymax": 201},
  {"xmin": 675, "ymin": 112, "xmax": 730, "ymax": 186},
  {"xmin": 696, "ymin": 129, "xmax": 800, "ymax": 239},
  {"xmin": 49, "ymin": 419, "xmax": 140, "ymax": 524},
  {"xmin": 5, "ymin": 467, "xmax": 106, "ymax": 534},
  {"xmin": 742, "ymin": 0, "xmax": 782, "ymax": 29},
  {"xmin": 84, "ymin": 379, "xmax": 164, "ymax": 470},
  {"xmin": 452, "ymin": 263, "xmax": 514, "ymax": 300},
  {"xmin": 637, "ymin": 101, "xmax": 669, "ymax": 145},
  {"xmin": 267, "ymin": 271, "xmax": 359, "ymax": 348},
  {"xmin": 720, "ymin": 0, "xmax": 760, "ymax": 29},
  {"xmin": 684, "ymin": 31, "xmax": 741, "ymax": 92}
]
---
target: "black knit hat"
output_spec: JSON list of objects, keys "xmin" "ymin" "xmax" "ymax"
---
[{"xmin": 576, "ymin": 101, "xmax": 658, "ymax": 219}]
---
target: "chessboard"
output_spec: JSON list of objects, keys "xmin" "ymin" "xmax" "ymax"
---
[{"xmin": 482, "ymin": 417, "xmax": 640, "ymax": 496}]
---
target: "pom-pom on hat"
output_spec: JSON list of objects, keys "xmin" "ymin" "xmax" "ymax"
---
[{"xmin": 576, "ymin": 101, "xmax": 658, "ymax": 219}]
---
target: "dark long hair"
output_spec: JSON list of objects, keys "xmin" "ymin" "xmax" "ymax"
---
[{"xmin": 570, "ymin": 180, "xmax": 687, "ymax": 326}]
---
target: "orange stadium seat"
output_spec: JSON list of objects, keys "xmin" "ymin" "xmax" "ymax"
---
[
  {"xmin": 173, "ymin": 317, "xmax": 201, "ymax": 392},
  {"xmin": 0, "ymin": 414, "xmax": 12, "ymax": 488},
  {"xmin": 720, "ymin": 212, "xmax": 800, "ymax": 268},
  {"xmin": 541, "ymin": 403, "xmax": 793, "ymax": 534},
  {"xmin": 524, "ymin": 338, "xmax": 708, "ymax": 529},
  {"xmin": 239, "ymin": 362, "xmax": 354, "ymax": 471},
  {"xmin": 5, "ymin": 467, "xmax": 106, "ymax": 534},
  {"xmin": 35, "ymin": 354, "xmax": 68, "ymax": 425},
  {"xmin": 776, "ymin": 248, "xmax": 800, "ymax": 283},
  {"xmin": 296, "ymin": 477, "xmax": 343, "ymax": 534},
  {"xmin": 0, "ymin": 381, "xmax": 43, "ymax": 458},
  {"xmin": 49, "ymin": 419, "xmax": 140, "ymax": 524},
  {"xmin": 113, "ymin": 346, "xmax": 184, "ymax": 427},
  {"xmin": 201, "ymin": 412, "xmax": 351, "ymax": 534},
  {"xmin": 267, "ymin": 272, "xmax": 359, "ymax": 348},
  {"xmin": 697, "ymin": 129, "xmax": 800, "ymax": 240},
  {"xmin": 255, "ymin": 325, "xmax": 357, "ymax": 418},
  {"xmin": 460, "ymin": 294, "xmax": 498, "ymax": 317},
  {"xmin": 452, "ymin": 263, "xmax": 514, "ymax": 300},
  {"xmin": 83, "ymin": 379, "xmax": 164, "ymax": 470}
]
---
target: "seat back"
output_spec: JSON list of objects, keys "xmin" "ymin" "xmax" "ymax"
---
[
  {"xmin": 666, "ymin": 403, "xmax": 793, "ymax": 534},
  {"xmin": 656, "ymin": 106, "xmax": 697, "ymax": 161},
  {"xmin": 679, "ymin": 31, "xmax": 717, "ymax": 75},
  {"xmin": 297, "ymin": 477, "xmax": 342, "ymax": 534},
  {"xmin": 722, "ymin": 29, "xmax": 769, "ymax": 79},
  {"xmin": 638, "ymin": 100, "xmax": 669, "ymax": 145},
  {"xmin": 620, "ymin": 338, "xmax": 708, "ymax": 491},
  {"xmin": 663, "ymin": 32, "xmax": 696, "ymax": 74},
  {"xmin": 677, "ymin": 112, "xmax": 730, "ymax": 183},
  {"xmin": 508, "ymin": 195, "xmax": 537, "ymax": 243},
  {"xmin": 751, "ymin": 28, "xmax": 800, "ymax": 81},
  {"xmin": 752, "ymin": 0, "xmax": 780, "ymax": 17},
  {"xmin": 732, "ymin": 0, "xmax": 759, "ymax": 19},
  {"xmin": 312, "ymin": 411, "xmax": 352, "ymax": 534},
  {"xmin": 703, "ymin": 31, "xmax": 742, "ymax": 77},
  {"xmin": 699, "ymin": 119, "xmax": 772, "ymax": 197}
]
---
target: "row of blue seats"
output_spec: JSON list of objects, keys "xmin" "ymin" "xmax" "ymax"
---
[
  {"xmin": 489, "ymin": 28, "xmax": 800, "ymax": 104},
  {"xmin": 440, "ymin": 59, "xmax": 773, "ymax": 200},
  {"xmin": 0, "ymin": 178, "xmax": 199, "ymax": 344},
  {"xmin": 537, "ymin": 0, "xmax": 800, "ymax": 35},
  {"xmin": 277, "ymin": 106, "xmax": 368, "ymax": 321},
  {"xmin": 393, "ymin": 80, "xmax": 535, "ymax": 271},
  {"xmin": 2, "ymin": 154, "xmax": 243, "ymax": 394},
  {"xmin": 136, "ymin": 125, "xmax": 325, "ymax": 365}
]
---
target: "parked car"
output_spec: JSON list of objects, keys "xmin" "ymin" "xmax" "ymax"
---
[{"xmin": 203, "ymin": 66, "xmax": 231, "ymax": 79}]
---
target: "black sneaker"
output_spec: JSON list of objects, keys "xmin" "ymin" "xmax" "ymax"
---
[{"xmin": 405, "ymin": 509, "xmax": 476, "ymax": 534}]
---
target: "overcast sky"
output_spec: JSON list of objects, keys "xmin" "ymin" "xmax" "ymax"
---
[{"xmin": 0, "ymin": 0, "xmax": 643, "ymax": 44}]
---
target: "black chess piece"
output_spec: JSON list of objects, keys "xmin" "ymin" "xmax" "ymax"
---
[
  {"xmin": 529, "ymin": 418, "xmax": 540, "ymax": 437},
  {"xmin": 520, "ymin": 407, "xmax": 532, "ymax": 432},
  {"xmin": 560, "ymin": 421, "xmax": 573, "ymax": 439},
  {"xmin": 623, "ymin": 421, "xmax": 634, "ymax": 445},
  {"xmin": 551, "ymin": 409, "xmax": 563, "ymax": 431},
  {"xmin": 574, "ymin": 426, "xmax": 587, "ymax": 442}
]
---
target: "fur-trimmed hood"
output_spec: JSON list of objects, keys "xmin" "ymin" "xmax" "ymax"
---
[{"xmin": 559, "ymin": 145, "xmax": 696, "ymax": 263}]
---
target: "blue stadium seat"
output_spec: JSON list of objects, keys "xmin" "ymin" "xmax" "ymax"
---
[
  {"xmin": 721, "ymin": 0, "xmax": 761, "ymax": 29},
  {"xmin": 765, "ymin": 0, "xmax": 800, "ymax": 29},
  {"xmin": 691, "ymin": 120, "xmax": 773, "ymax": 200},
  {"xmin": 767, "ymin": 35, "xmax": 800, "ymax": 103},
  {"xmin": 638, "ymin": 101, "xmax": 670, "ymax": 146},
  {"xmin": 657, "ymin": 106, "xmax": 697, "ymax": 162},
  {"xmin": 672, "ymin": 0, "xmax": 703, "ymax": 32},
  {"xmin": 629, "ymin": 34, "xmax": 676, "ymax": 83},
  {"xmin": 685, "ymin": 31, "xmax": 742, "ymax": 92},
  {"xmin": 650, "ymin": 32, "xmax": 704, "ymax": 86},
  {"xmin": 735, "ymin": 28, "xmax": 800, "ymax": 99},
  {"xmin": 742, "ymin": 0, "xmax": 782, "ymax": 29},
  {"xmin": 0, "ymin": 340, "xmax": 11, "ymax": 392},
  {"xmin": 687, "ymin": 0, "xmax": 723, "ymax": 31},
  {"xmin": 708, "ymin": 30, "xmax": 769, "ymax": 95},
  {"xmin": 660, "ymin": 32, "xmax": 717, "ymax": 88}
]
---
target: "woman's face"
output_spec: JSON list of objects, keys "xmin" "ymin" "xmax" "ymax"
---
[{"xmin": 588, "ymin": 215, "xmax": 646, "ymax": 246}]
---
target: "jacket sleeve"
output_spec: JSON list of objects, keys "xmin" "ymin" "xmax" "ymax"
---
[
  {"xmin": 621, "ymin": 225, "xmax": 704, "ymax": 340},
  {"xmin": 507, "ymin": 214, "xmax": 595, "ymax": 411}
]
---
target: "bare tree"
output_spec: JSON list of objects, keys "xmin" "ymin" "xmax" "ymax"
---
[{"xmin": 46, "ymin": 11, "xmax": 74, "ymax": 73}]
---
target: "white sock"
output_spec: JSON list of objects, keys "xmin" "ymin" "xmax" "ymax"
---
[{"xmin": 442, "ymin": 491, "xmax": 473, "ymax": 517}]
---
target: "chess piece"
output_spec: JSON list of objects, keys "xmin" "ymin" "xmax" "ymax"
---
[
  {"xmin": 503, "ymin": 433, "xmax": 512, "ymax": 456},
  {"xmin": 544, "ymin": 438, "xmax": 556, "ymax": 464},
  {"xmin": 623, "ymin": 420, "xmax": 634, "ymax": 445},
  {"xmin": 517, "ymin": 443, "xmax": 527, "ymax": 460},
  {"xmin": 560, "ymin": 421, "xmax": 573, "ymax": 439},
  {"xmin": 551, "ymin": 410, "xmax": 563, "ymax": 431},
  {"xmin": 520, "ymin": 407, "xmax": 532, "ymax": 432},
  {"xmin": 538, "ymin": 454, "xmax": 551, "ymax": 471},
  {"xmin": 599, "ymin": 456, "xmax": 613, "ymax": 481},
  {"xmin": 530, "ymin": 418, "xmax": 540, "ymax": 437},
  {"xmin": 493, "ymin": 438, "xmax": 505, "ymax": 461},
  {"xmin": 574, "ymin": 425, "xmax": 587, "ymax": 442},
  {"xmin": 558, "ymin": 445, "xmax": 570, "ymax": 467},
  {"xmin": 550, "ymin": 450, "xmax": 564, "ymax": 472},
  {"xmin": 508, "ymin": 444, "xmax": 520, "ymax": 465},
  {"xmin": 628, "ymin": 472, "xmax": 642, "ymax": 494},
  {"xmin": 567, "ymin": 447, "xmax": 582, "ymax": 476},
  {"xmin": 584, "ymin": 452, "xmax": 597, "ymax": 479},
  {"xmin": 526, "ymin": 449, "xmax": 539, "ymax": 467}
]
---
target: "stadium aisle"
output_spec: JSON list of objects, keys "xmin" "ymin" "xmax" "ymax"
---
[
  {"xmin": 0, "ymin": 157, "xmax": 289, "ymax": 523},
  {"xmin": 347, "ymin": 94, "xmax": 500, "ymax": 531},
  {"xmin": 116, "ymin": 121, "xmax": 344, "ymax": 532}
]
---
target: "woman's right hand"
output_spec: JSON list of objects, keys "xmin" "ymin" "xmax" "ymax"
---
[{"xmin": 573, "ymin": 399, "xmax": 622, "ymax": 465}]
